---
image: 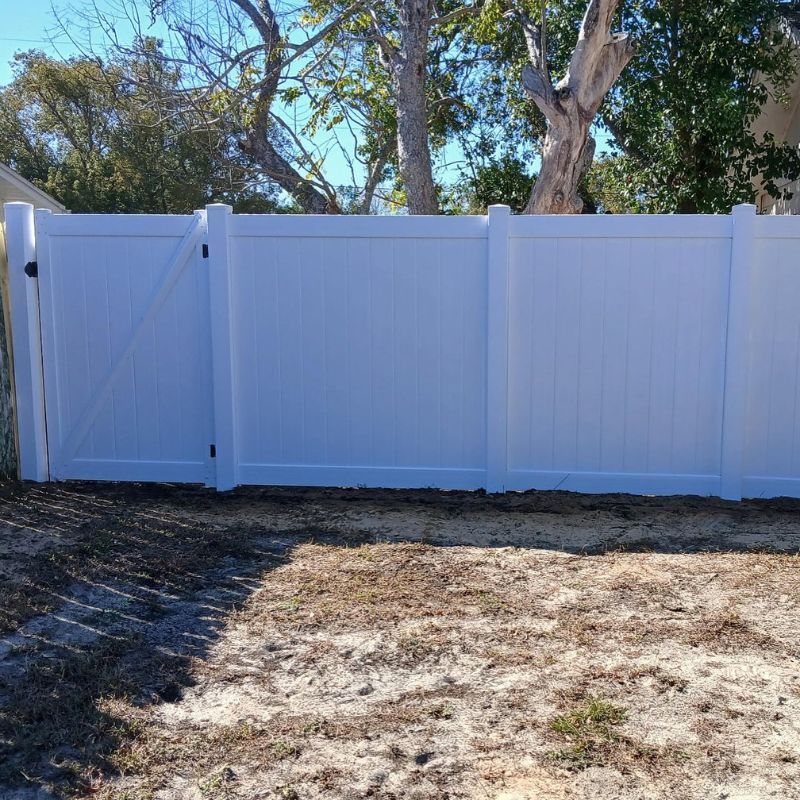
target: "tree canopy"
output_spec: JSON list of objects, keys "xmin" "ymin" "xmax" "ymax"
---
[
  {"xmin": 2, "ymin": 0, "xmax": 799, "ymax": 214},
  {"xmin": 467, "ymin": 0, "xmax": 800, "ymax": 213},
  {"xmin": 0, "ymin": 46, "xmax": 285, "ymax": 213},
  {"xmin": 602, "ymin": 0, "xmax": 800, "ymax": 212}
]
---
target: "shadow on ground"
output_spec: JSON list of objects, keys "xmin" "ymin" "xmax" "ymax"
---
[
  {"xmin": 0, "ymin": 482, "xmax": 303, "ymax": 797},
  {"xmin": 0, "ymin": 481, "xmax": 798, "ymax": 797}
]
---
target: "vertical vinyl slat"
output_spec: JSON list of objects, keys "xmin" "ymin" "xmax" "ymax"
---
[
  {"xmin": 720, "ymin": 205, "xmax": 755, "ymax": 500},
  {"xmin": 486, "ymin": 205, "xmax": 510, "ymax": 492}
]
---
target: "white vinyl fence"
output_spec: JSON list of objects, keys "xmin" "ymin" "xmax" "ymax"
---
[{"xmin": 4, "ymin": 201, "xmax": 800, "ymax": 500}]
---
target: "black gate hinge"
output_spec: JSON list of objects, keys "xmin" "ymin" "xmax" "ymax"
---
[
  {"xmin": 24, "ymin": 261, "xmax": 38, "ymax": 278},
  {"xmin": 209, "ymin": 444, "xmax": 216, "ymax": 458},
  {"xmin": 202, "ymin": 244, "xmax": 209, "ymax": 259}
]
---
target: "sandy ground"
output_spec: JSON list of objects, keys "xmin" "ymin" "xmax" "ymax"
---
[{"xmin": 0, "ymin": 482, "xmax": 798, "ymax": 799}]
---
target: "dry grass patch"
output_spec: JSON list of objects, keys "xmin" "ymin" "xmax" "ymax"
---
[
  {"xmin": 1, "ymin": 483, "xmax": 800, "ymax": 799},
  {"xmin": 685, "ymin": 610, "xmax": 790, "ymax": 654}
]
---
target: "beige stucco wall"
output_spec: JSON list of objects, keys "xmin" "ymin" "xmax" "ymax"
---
[{"xmin": 752, "ymin": 25, "xmax": 800, "ymax": 213}]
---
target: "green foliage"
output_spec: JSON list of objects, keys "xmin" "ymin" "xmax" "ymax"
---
[
  {"xmin": 603, "ymin": 0, "xmax": 800, "ymax": 212},
  {"xmin": 548, "ymin": 697, "xmax": 628, "ymax": 769},
  {"xmin": 306, "ymin": 0, "xmax": 487, "ymax": 204},
  {"xmin": 462, "ymin": 0, "xmax": 800, "ymax": 213},
  {"xmin": 4, "ymin": 1, "xmax": 800, "ymax": 215},
  {"xmin": 528, "ymin": 0, "xmax": 800, "ymax": 212},
  {"xmin": 471, "ymin": 155, "xmax": 535, "ymax": 213},
  {"xmin": 0, "ymin": 48, "xmax": 285, "ymax": 213},
  {"xmin": 443, "ymin": 155, "xmax": 534, "ymax": 213},
  {"xmin": 582, "ymin": 155, "xmax": 648, "ymax": 214}
]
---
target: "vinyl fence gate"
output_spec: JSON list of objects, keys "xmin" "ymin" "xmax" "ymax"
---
[{"xmin": 5, "ymin": 201, "xmax": 800, "ymax": 500}]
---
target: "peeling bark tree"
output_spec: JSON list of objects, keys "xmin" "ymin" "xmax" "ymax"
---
[{"xmin": 514, "ymin": 0, "xmax": 636, "ymax": 214}]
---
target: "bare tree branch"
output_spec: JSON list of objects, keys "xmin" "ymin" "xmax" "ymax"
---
[{"xmin": 431, "ymin": 1, "xmax": 484, "ymax": 27}]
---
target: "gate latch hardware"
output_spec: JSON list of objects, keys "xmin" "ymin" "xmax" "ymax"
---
[
  {"xmin": 24, "ymin": 261, "xmax": 38, "ymax": 278},
  {"xmin": 202, "ymin": 244, "xmax": 209, "ymax": 258},
  {"xmin": 209, "ymin": 444, "xmax": 216, "ymax": 458}
]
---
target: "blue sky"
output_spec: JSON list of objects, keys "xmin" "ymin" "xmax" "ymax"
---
[{"xmin": 1, "ymin": 0, "xmax": 76, "ymax": 84}]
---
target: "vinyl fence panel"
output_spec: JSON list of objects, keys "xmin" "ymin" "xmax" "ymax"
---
[
  {"xmin": 7, "ymin": 201, "xmax": 800, "ymax": 500},
  {"xmin": 504, "ymin": 216, "xmax": 732, "ymax": 496},
  {"xmin": 32, "ymin": 212, "xmax": 214, "ymax": 483},
  {"xmin": 742, "ymin": 215, "xmax": 800, "ymax": 498},
  {"xmin": 226, "ymin": 214, "xmax": 488, "ymax": 489}
]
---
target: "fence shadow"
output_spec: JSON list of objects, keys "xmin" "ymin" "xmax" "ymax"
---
[
  {"xmin": 0, "ymin": 481, "xmax": 340, "ymax": 798},
  {"xmin": 212, "ymin": 482, "xmax": 800, "ymax": 555}
]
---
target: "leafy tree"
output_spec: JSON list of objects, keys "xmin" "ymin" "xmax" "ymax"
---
[
  {"xmin": 53, "ymin": 0, "xmax": 364, "ymax": 213},
  {"xmin": 12, "ymin": 0, "xmax": 800, "ymax": 216},
  {"xmin": 306, "ymin": 0, "xmax": 486, "ymax": 214},
  {"xmin": 285, "ymin": 14, "xmax": 399, "ymax": 214},
  {"xmin": 473, "ymin": 0, "xmax": 800, "ymax": 213},
  {"xmin": 0, "ymin": 47, "xmax": 283, "ymax": 213},
  {"xmin": 603, "ymin": 0, "xmax": 800, "ymax": 212},
  {"xmin": 20, "ymin": 0, "xmax": 485, "ymax": 216},
  {"xmin": 444, "ymin": 154, "xmax": 534, "ymax": 211},
  {"xmin": 463, "ymin": 0, "xmax": 635, "ymax": 213},
  {"xmin": 581, "ymin": 154, "xmax": 646, "ymax": 212}
]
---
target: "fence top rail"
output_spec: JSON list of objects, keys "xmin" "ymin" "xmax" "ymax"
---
[
  {"xmin": 754, "ymin": 214, "xmax": 800, "ymax": 239},
  {"xmin": 227, "ymin": 213, "xmax": 488, "ymax": 239},
  {"xmin": 509, "ymin": 213, "xmax": 733, "ymax": 239},
  {"xmin": 38, "ymin": 213, "xmax": 197, "ymax": 238},
  {"xmin": 22, "ymin": 206, "xmax": 800, "ymax": 243}
]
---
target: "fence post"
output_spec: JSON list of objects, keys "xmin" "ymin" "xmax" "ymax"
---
[
  {"xmin": 486, "ymin": 204, "xmax": 511, "ymax": 493},
  {"xmin": 193, "ymin": 209, "xmax": 216, "ymax": 490},
  {"xmin": 206, "ymin": 203, "xmax": 238, "ymax": 491},
  {"xmin": 4, "ymin": 202, "xmax": 48, "ymax": 481},
  {"xmin": 720, "ymin": 203, "xmax": 756, "ymax": 500}
]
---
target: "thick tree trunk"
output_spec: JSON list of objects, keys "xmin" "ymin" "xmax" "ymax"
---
[
  {"xmin": 394, "ymin": 52, "xmax": 438, "ymax": 214},
  {"xmin": 376, "ymin": 0, "xmax": 439, "ymax": 215},
  {"xmin": 527, "ymin": 117, "xmax": 593, "ymax": 214},
  {"xmin": 241, "ymin": 135, "xmax": 337, "ymax": 214},
  {"xmin": 516, "ymin": 0, "xmax": 635, "ymax": 214}
]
